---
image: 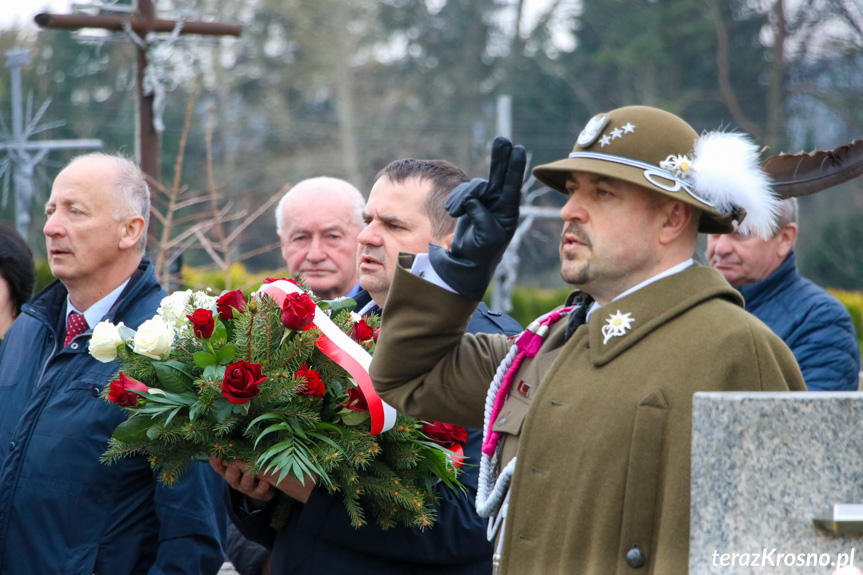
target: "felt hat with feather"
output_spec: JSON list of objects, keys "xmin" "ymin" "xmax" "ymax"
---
[{"xmin": 533, "ymin": 105, "xmax": 780, "ymax": 238}]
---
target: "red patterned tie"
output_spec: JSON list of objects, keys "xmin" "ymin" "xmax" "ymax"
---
[{"xmin": 64, "ymin": 311, "xmax": 88, "ymax": 347}]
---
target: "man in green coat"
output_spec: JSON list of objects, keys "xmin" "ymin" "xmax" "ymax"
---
[{"xmin": 370, "ymin": 106, "xmax": 806, "ymax": 574}]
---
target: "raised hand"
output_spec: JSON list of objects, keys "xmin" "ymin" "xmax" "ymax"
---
[{"xmin": 429, "ymin": 136, "xmax": 527, "ymax": 300}]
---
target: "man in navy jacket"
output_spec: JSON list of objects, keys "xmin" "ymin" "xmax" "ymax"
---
[
  {"xmin": 213, "ymin": 159, "xmax": 521, "ymax": 574},
  {"xmin": 0, "ymin": 153, "xmax": 224, "ymax": 574},
  {"xmin": 708, "ymin": 197, "xmax": 860, "ymax": 391}
]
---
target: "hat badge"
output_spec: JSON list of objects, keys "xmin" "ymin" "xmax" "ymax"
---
[
  {"xmin": 577, "ymin": 113, "xmax": 611, "ymax": 147},
  {"xmin": 602, "ymin": 310, "xmax": 634, "ymax": 345}
]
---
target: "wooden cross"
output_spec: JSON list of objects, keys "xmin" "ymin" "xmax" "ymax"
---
[{"xmin": 34, "ymin": 0, "xmax": 241, "ymax": 181}]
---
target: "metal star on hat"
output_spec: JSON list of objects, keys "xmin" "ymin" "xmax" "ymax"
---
[{"xmin": 602, "ymin": 310, "xmax": 634, "ymax": 345}]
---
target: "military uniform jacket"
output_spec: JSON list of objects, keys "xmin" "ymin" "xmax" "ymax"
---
[{"xmin": 371, "ymin": 262, "xmax": 805, "ymax": 575}]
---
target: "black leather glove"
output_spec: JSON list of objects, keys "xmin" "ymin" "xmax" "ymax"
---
[{"xmin": 428, "ymin": 136, "xmax": 527, "ymax": 301}]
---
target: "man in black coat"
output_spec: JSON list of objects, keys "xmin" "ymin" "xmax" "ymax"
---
[{"xmin": 213, "ymin": 159, "xmax": 520, "ymax": 574}]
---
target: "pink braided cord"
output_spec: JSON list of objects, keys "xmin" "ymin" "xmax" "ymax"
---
[{"xmin": 481, "ymin": 307, "xmax": 572, "ymax": 456}]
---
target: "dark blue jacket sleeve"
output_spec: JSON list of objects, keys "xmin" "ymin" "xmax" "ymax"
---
[
  {"xmin": 738, "ymin": 253, "xmax": 860, "ymax": 392},
  {"xmin": 148, "ymin": 463, "xmax": 227, "ymax": 575},
  {"xmin": 787, "ymin": 298, "xmax": 860, "ymax": 391},
  {"xmin": 225, "ymin": 486, "xmax": 279, "ymax": 551},
  {"xmin": 471, "ymin": 303, "xmax": 523, "ymax": 337},
  {"xmin": 225, "ymin": 523, "xmax": 270, "ymax": 575}
]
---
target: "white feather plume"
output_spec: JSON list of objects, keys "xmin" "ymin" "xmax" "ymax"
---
[{"xmin": 690, "ymin": 132, "xmax": 779, "ymax": 239}]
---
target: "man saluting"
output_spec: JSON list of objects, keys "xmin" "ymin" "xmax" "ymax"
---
[{"xmin": 370, "ymin": 106, "xmax": 805, "ymax": 574}]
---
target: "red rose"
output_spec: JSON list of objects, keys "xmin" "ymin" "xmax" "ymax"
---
[
  {"xmin": 422, "ymin": 421, "xmax": 468, "ymax": 447},
  {"xmin": 344, "ymin": 386, "xmax": 369, "ymax": 411},
  {"xmin": 221, "ymin": 360, "xmax": 267, "ymax": 404},
  {"xmin": 217, "ymin": 289, "xmax": 247, "ymax": 321},
  {"xmin": 107, "ymin": 373, "xmax": 148, "ymax": 407},
  {"xmin": 296, "ymin": 364, "xmax": 326, "ymax": 397},
  {"xmin": 350, "ymin": 318, "xmax": 374, "ymax": 342},
  {"xmin": 187, "ymin": 308, "xmax": 215, "ymax": 339},
  {"xmin": 373, "ymin": 327, "xmax": 380, "ymax": 344},
  {"xmin": 281, "ymin": 292, "xmax": 316, "ymax": 331}
]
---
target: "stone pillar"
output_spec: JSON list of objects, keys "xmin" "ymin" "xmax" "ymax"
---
[{"xmin": 690, "ymin": 392, "xmax": 863, "ymax": 574}]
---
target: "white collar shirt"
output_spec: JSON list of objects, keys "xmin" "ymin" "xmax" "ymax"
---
[{"xmin": 65, "ymin": 278, "xmax": 131, "ymax": 329}]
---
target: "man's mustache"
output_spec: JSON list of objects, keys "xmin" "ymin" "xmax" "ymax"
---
[
  {"xmin": 561, "ymin": 224, "xmax": 591, "ymax": 247},
  {"xmin": 710, "ymin": 254, "xmax": 740, "ymax": 266},
  {"xmin": 361, "ymin": 247, "xmax": 385, "ymax": 258}
]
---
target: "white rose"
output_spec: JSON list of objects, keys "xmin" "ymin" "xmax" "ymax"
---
[
  {"xmin": 133, "ymin": 316, "xmax": 175, "ymax": 359},
  {"xmin": 89, "ymin": 320, "xmax": 125, "ymax": 363},
  {"xmin": 158, "ymin": 290, "xmax": 192, "ymax": 326}
]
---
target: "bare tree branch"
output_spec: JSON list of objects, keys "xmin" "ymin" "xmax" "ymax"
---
[
  {"xmin": 236, "ymin": 241, "xmax": 281, "ymax": 261},
  {"xmin": 225, "ymin": 188, "xmax": 285, "ymax": 245},
  {"xmin": 205, "ymin": 104, "xmax": 228, "ymax": 248},
  {"xmin": 153, "ymin": 77, "xmax": 199, "ymax": 282},
  {"xmin": 827, "ymin": 0, "xmax": 863, "ymax": 43},
  {"xmin": 194, "ymin": 228, "xmax": 227, "ymax": 269},
  {"xmin": 706, "ymin": 0, "xmax": 765, "ymax": 139},
  {"xmin": 150, "ymin": 207, "xmax": 167, "ymax": 226},
  {"xmin": 173, "ymin": 194, "xmax": 226, "ymax": 212},
  {"xmin": 162, "ymin": 219, "xmax": 215, "ymax": 253}
]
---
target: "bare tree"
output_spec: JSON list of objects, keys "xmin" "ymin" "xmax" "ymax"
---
[{"xmin": 149, "ymin": 79, "xmax": 281, "ymax": 290}]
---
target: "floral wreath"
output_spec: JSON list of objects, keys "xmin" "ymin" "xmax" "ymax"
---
[{"xmin": 93, "ymin": 279, "xmax": 466, "ymax": 530}]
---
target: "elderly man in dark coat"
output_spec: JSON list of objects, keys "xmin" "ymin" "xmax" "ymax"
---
[{"xmin": 708, "ymin": 197, "xmax": 859, "ymax": 391}]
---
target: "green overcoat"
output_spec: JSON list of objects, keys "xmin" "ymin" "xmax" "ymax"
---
[{"xmin": 371, "ymin": 261, "xmax": 805, "ymax": 574}]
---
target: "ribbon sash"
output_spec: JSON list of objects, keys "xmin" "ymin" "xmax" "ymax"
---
[{"xmin": 256, "ymin": 281, "xmax": 397, "ymax": 434}]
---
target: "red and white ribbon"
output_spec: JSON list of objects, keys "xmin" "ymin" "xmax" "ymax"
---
[{"xmin": 256, "ymin": 281, "xmax": 397, "ymax": 434}]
